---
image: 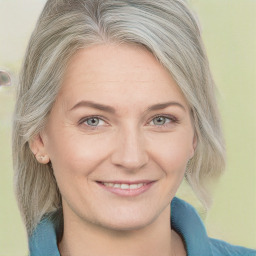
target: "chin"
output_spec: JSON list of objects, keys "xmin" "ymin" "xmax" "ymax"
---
[
  {"xmin": 98, "ymin": 217, "xmax": 153, "ymax": 232},
  {"xmin": 92, "ymin": 206, "xmax": 162, "ymax": 232}
]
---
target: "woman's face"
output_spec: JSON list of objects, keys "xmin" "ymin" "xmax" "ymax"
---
[{"xmin": 38, "ymin": 44, "xmax": 196, "ymax": 231}]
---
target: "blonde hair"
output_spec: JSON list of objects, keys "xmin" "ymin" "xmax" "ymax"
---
[{"xmin": 13, "ymin": 0, "xmax": 225, "ymax": 236}]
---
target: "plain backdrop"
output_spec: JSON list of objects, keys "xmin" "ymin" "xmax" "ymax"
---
[{"xmin": 0, "ymin": 0, "xmax": 255, "ymax": 255}]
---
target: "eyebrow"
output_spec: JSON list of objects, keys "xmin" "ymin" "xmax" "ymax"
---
[
  {"xmin": 69, "ymin": 100, "xmax": 186, "ymax": 113},
  {"xmin": 147, "ymin": 101, "xmax": 186, "ymax": 112},
  {"xmin": 69, "ymin": 100, "xmax": 116, "ymax": 113}
]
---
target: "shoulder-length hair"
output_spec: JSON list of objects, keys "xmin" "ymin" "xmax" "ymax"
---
[{"xmin": 13, "ymin": 0, "xmax": 225, "ymax": 236}]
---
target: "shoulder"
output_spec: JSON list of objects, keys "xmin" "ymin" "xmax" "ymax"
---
[
  {"xmin": 171, "ymin": 197, "xmax": 256, "ymax": 256},
  {"xmin": 209, "ymin": 238, "xmax": 256, "ymax": 256}
]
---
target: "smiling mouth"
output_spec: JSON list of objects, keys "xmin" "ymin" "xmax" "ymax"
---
[
  {"xmin": 96, "ymin": 180, "xmax": 156, "ymax": 196},
  {"xmin": 99, "ymin": 182, "xmax": 147, "ymax": 190}
]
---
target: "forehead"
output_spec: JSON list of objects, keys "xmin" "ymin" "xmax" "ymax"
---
[{"xmin": 58, "ymin": 43, "xmax": 188, "ymax": 110}]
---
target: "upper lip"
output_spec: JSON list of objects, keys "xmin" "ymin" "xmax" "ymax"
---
[{"xmin": 97, "ymin": 180, "xmax": 155, "ymax": 185}]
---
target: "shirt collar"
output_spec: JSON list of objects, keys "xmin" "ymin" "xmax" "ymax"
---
[
  {"xmin": 29, "ymin": 216, "xmax": 60, "ymax": 256},
  {"xmin": 171, "ymin": 197, "xmax": 213, "ymax": 256},
  {"xmin": 29, "ymin": 197, "xmax": 213, "ymax": 256}
]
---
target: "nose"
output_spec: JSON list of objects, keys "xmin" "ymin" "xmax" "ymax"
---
[{"xmin": 110, "ymin": 126, "xmax": 149, "ymax": 171}]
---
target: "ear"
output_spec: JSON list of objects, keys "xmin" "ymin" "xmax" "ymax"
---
[{"xmin": 29, "ymin": 133, "xmax": 50, "ymax": 164}]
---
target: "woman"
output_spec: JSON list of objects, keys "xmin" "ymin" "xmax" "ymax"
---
[{"xmin": 12, "ymin": 0, "xmax": 256, "ymax": 255}]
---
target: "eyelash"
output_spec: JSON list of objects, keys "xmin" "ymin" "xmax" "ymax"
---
[
  {"xmin": 79, "ymin": 115, "xmax": 106, "ymax": 130},
  {"xmin": 79, "ymin": 114, "xmax": 179, "ymax": 130},
  {"xmin": 148, "ymin": 114, "xmax": 179, "ymax": 128}
]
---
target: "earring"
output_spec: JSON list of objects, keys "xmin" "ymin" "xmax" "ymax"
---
[
  {"xmin": 37, "ymin": 155, "xmax": 44, "ymax": 161},
  {"xmin": 36, "ymin": 154, "xmax": 50, "ymax": 164}
]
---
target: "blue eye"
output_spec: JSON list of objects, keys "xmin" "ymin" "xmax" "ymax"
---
[
  {"xmin": 83, "ymin": 117, "xmax": 105, "ymax": 127},
  {"xmin": 86, "ymin": 117, "xmax": 99, "ymax": 126},
  {"xmin": 149, "ymin": 115, "xmax": 178, "ymax": 127},
  {"xmin": 152, "ymin": 116, "xmax": 169, "ymax": 125}
]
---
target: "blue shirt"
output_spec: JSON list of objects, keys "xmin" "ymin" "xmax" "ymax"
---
[{"xmin": 29, "ymin": 197, "xmax": 256, "ymax": 256}]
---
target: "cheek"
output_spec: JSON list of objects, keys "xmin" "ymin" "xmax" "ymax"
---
[
  {"xmin": 47, "ymin": 132, "xmax": 108, "ymax": 202},
  {"xmin": 149, "ymin": 132, "xmax": 193, "ymax": 169},
  {"xmin": 147, "ymin": 133, "xmax": 192, "ymax": 200},
  {"xmin": 50, "ymin": 133, "xmax": 107, "ymax": 175}
]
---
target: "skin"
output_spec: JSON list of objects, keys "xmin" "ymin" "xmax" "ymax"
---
[{"xmin": 31, "ymin": 43, "xmax": 196, "ymax": 256}]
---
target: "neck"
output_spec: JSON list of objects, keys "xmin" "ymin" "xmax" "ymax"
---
[{"xmin": 58, "ymin": 205, "xmax": 177, "ymax": 256}]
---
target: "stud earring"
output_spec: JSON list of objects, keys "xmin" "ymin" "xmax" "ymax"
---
[
  {"xmin": 37, "ymin": 155, "xmax": 44, "ymax": 161},
  {"xmin": 36, "ymin": 154, "xmax": 49, "ymax": 164}
]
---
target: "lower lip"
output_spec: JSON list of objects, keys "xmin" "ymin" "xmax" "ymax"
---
[{"xmin": 96, "ymin": 182, "xmax": 155, "ymax": 197}]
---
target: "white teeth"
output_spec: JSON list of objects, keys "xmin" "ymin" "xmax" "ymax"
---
[
  {"xmin": 104, "ymin": 183, "xmax": 114, "ymax": 187},
  {"xmin": 103, "ymin": 182, "xmax": 146, "ymax": 190},
  {"xmin": 121, "ymin": 184, "xmax": 129, "ymax": 189},
  {"xmin": 138, "ymin": 183, "xmax": 144, "ymax": 188},
  {"xmin": 130, "ymin": 184, "xmax": 139, "ymax": 189}
]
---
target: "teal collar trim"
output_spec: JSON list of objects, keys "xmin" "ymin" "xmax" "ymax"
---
[
  {"xmin": 171, "ymin": 197, "xmax": 213, "ymax": 256},
  {"xmin": 29, "ymin": 215, "xmax": 60, "ymax": 256}
]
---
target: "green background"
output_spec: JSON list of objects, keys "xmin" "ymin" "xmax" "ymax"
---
[{"xmin": 0, "ymin": 0, "xmax": 255, "ymax": 255}]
